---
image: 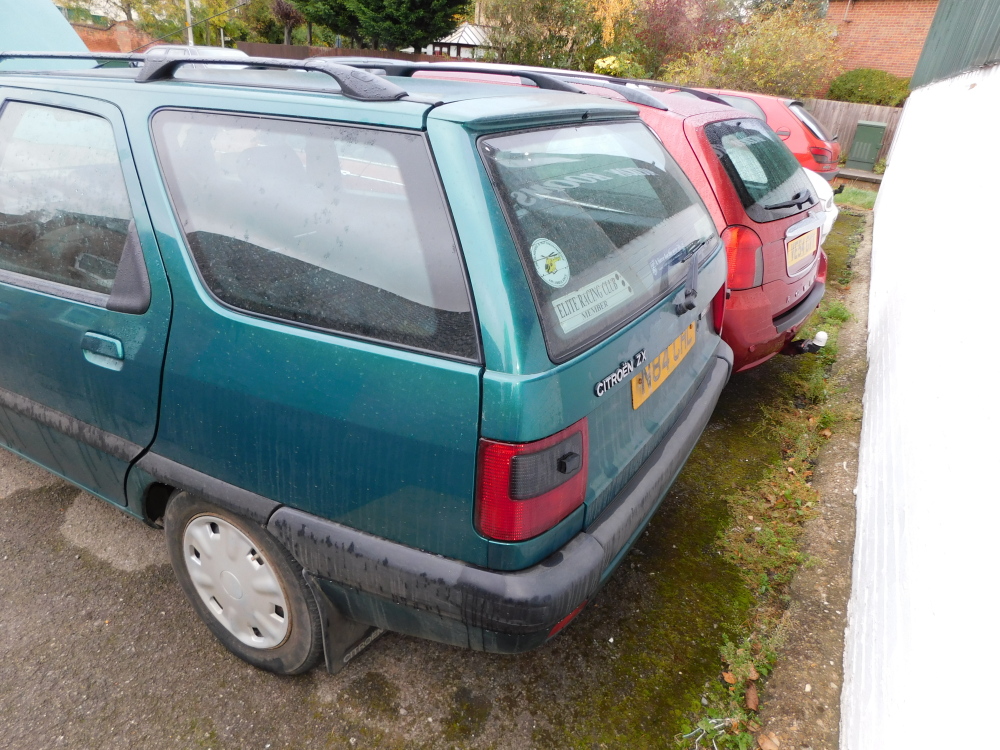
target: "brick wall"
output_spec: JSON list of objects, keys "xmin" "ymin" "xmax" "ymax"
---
[
  {"xmin": 73, "ymin": 21, "xmax": 155, "ymax": 53},
  {"xmin": 827, "ymin": 0, "xmax": 939, "ymax": 78}
]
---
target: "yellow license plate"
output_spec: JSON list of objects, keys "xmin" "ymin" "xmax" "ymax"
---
[
  {"xmin": 631, "ymin": 323, "xmax": 696, "ymax": 410},
  {"xmin": 786, "ymin": 228, "xmax": 819, "ymax": 269}
]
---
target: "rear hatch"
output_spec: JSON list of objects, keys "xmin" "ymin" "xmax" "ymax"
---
[
  {"xmin": 478, "ymin": 119, "xmax": 727, "ymax": 536},
  {"xmin": 696, "ymin": 116, "xmax": 823, "ymax": 315}
]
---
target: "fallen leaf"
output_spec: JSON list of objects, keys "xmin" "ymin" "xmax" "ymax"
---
[
  {"xmin": 722, "ymin": 672, "xmax": 737, "ymax": 684},
  {"xmin": 820, "ymin": 428, "xmax": 832, "ymax": 438},
  {"xmin": 748, "ymin": 720, "xmax": 761, "ymax": 733},
  {"xmin": 746, "ymin": 681, "xmax": 759, "ymax": 711},
  {"xmin": 808, "ymin": 417, "xmax": 815, "ymax": 425},
  {"xmin": 786, "ymin": 467, "xmax": 796, "ymax": 475},
  {"xmin": 758, "ymin": 731, "xmax": 780, "ymax": 750},
  {"xmin": 748, "ymin": 664, "xmax": 760, "ymax": 680}
]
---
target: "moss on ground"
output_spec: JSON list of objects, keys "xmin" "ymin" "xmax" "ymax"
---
[{"xmin": 525, "ymin": 212, "xmax": 866, "ymax": 749}]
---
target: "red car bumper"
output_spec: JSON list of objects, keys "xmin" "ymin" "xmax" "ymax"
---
[{"xmin": 724, "ymin": 251, "xmax": 828, "ymax": 372}]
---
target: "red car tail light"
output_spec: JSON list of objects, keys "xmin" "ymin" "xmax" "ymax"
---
[
  {"xmin": 475, "ymin": 418, "xmax": 589, "ymax": 542},
  {"xmin": 711, "ymin": 284, "xmax": 726, "ymax": 334},
  {"xmin": 809, "ymin": 147, "xmax": 833, "ymax": 164},
  {"xmin": 721, "ymin": 225, "xmax": 763, "ymax": 290}
]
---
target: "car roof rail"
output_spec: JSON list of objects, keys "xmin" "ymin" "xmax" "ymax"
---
[
  {"xmin": 137, "ymin": 55, "xmax": 409, "ymax": 101},
  {"xmin": 334, "ymin": 60, "xmax": 586, "ymax": 94},
  {"xmin": 0, "ymin": 51, "xmax": 411, "ymax": 103},
  {"xmin": 545, "ymin": 76, "xmax": 670, "ymax": 110}
]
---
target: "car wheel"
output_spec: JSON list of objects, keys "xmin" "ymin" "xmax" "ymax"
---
[{"xmin": 164, "ymin": 491, "xmax": 322, "ymax": 675}]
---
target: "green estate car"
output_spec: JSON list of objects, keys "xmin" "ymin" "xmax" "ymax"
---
[{"xmin": 0, "ymin": 50, "xmax": 732, "ymax": 674}]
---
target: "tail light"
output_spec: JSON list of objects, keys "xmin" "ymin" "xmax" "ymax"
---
[
  {"xmin": 721, "ymin": 225, "xmax": 763, "ymax": 290},
  {"xmin": 475, "ymin": 418, "xmax": 589, "ymax": 542},
  {"xmin": 809, "ymin": 147, "xmax": 833, "ymax": 164},
  {"xmin": 711, "ymin": 284, "xmax": 726, "ymax": 334}
]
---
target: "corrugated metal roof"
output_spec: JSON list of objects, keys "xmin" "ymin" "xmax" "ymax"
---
[
  {"xmin": 911, "ymin": 0, "xmax": 1000, "ymax": 87},
  {"xmin": 436, "ymin": 22, "xmax": 489, "ymax": 47}
]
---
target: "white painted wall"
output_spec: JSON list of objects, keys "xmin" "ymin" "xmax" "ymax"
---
[{"xmin": 841, "ymin": 63, "xmax": 1000, "ymax": 749}]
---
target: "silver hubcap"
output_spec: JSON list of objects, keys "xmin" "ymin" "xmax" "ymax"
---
[{"xmin": 182, "ymin": 515, "xmax": 290, "ymax": 649}]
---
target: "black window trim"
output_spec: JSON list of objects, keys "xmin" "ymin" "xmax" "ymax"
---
[
  {"xmin": 148, "ymin": 106, "xmax": 483, "ymax": 366},
  {"xmin": 0, "ymin": 98, "xmax": 149, "ymax": 309},
  {"xmin": 476, "ymin": 120, "xmax": 721, "ymax": 365}
]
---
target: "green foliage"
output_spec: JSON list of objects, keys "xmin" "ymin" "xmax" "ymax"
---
[
  {"xmin": 873, "ymin": 158, "xmax": 887, "ymax": 175},
  {"xmin": 293, "ymin": 0, "xmax": 361, "ymax": 41},
  {"xmin": 660, "ymin": 0, "xmax": 842, "ymax": 97},
  {"xmin": 343, "ymin": 0, "xmax": 464, "ymax": 49},
  {"xmin": 593, "ymin": 54, "xmax": 646, "ymax": 77},
  {"xmin": 827, "ymin": 67, "xmax": 910, "ymax": 107},
  {"xmin": 835, "ymin": 186, "xmax": 877, "ymax": 210},
  {"xmin": 479, "ymin": 0, "xmax": 603, "ymax": 70}
]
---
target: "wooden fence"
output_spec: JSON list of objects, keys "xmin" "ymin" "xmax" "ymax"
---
[{"xmin": 802, "ymin": 98, "xmax": 904, "ymax": 164}]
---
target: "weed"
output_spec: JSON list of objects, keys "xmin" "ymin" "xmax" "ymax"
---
[
  {"xmin": 674, "ymin": 212, "xmax": 865, "ymax": 749},
  {"xmin": 834, "ymin": 186, "xmax": 877, "ymax": 211}
]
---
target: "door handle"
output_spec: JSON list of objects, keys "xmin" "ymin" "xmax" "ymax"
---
[{"xmin": 82, "ymin": 332, "xmax": 124, "ymax": 371}]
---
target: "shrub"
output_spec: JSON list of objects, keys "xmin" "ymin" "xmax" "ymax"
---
[
  {"xmin": 827, "ymin": 68, "xmax": 910, "ymax": 107},
  {"xmin": 659, "ymin": 1, "xmax": 843, "ymax": 98},
  {"xmin": 594, "ymin": 54, "xmax": 647, "ymax": 78}
]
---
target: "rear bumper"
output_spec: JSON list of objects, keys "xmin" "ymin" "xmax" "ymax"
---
[
  {"xmin": 268, "ymin": 340, "xmax": 733, "ymax": 654},
  {"xmin": 724, "ymin": 260, "xmax": 826, "ymax": 372}
]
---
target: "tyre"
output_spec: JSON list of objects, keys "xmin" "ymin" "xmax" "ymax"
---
[{"xmin": 164, "ymin": 491, "xmax": 322, "ymax": 675}]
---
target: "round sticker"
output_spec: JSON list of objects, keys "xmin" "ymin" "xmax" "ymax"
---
[{"xmin": 530, "ymin": 238, "xmax": 570, "ymax": 289}]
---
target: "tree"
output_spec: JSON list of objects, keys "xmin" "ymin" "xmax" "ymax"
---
[
  {"xmin": 342, "ymin": 0, "xmax": 465, "ymax": 50},
  {"xmin": 660, "ymin": 0, "xmax": 843, "ymax": 97},
  {"xmin": 293, "ymin": 0, "xmax": 362, "ymax": 43},
  {"xmin": 479, "ymin": 0, "xmax": 602, "ymax": 71},
  {"xmin": 272, "ymin": 0, "xmax": 305, "ymax": 44}
]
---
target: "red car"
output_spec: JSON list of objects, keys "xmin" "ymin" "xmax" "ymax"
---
[
  {"xmin": 583, "ymin": 86, "xmax": 828, "ymax": 371},
  {"xmin": 696, "ymin": 89, "xmax": 841, "ymax": 181},
  {"xmin": 338, "ymin": 61, "xmax": 827, "ymax": 373}
]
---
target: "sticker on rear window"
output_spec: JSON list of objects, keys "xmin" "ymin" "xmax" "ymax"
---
[
  {"xmin": 551, "ymin": 272, "xmax": 633, "ymax": 334},
  {"xmin": 531, "ymin": 238, "xmax": 570, "ymax": 288}
]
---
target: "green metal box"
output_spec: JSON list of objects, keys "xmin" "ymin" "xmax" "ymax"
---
[{"xmin": 846, "ymin": 120, "xmax": 887, "ymax": 171}]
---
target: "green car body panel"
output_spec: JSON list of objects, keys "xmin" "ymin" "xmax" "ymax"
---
[{"xmin": 0, "ymin": 57, "xmax": 732, "ymax": 665}]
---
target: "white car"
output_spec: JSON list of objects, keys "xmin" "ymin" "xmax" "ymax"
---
[{"xmin": 803, "ymin": 167, "xmax": 838, "ymax": 244}]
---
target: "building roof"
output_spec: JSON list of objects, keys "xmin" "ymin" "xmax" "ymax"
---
[{"xmin": 436, "ymin": 22, "xmax": 489, "ymax": 48}]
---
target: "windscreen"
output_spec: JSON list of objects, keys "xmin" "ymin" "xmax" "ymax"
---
[
  {"xmin": 719, "ymin": 95, "xmax": 767, "ymax": 121},
  {"xmin": 481, "ymin": 121, "xmax": 718, "ymax": 362},
  {"xmin": 704, "ymin": 118, "xmax": 814, "ymax": 223}
]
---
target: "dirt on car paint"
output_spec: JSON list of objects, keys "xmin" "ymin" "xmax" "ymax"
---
[{"xmin": 0, "ymin": 213, "xmax": 869, "ymax": 749}]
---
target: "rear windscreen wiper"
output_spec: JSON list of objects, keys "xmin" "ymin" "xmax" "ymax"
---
[
  {"xmin": 673, "ymin": 236, "xmax": 713, "ymax": 314},
  {"xmin": 763, "ymin": 189, "xmax": 815, "ymax": 211}
]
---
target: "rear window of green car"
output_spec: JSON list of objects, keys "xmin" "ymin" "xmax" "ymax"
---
[
  {"xmin": 481, "ymin": 122, "xmax": 717, "ymax": 363},
  {"xmin": 152, "ymin": 110, "xmax": 478, "ymax": 360}
]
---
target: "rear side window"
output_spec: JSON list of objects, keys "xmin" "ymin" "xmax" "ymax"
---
[
  {"xmin": 704, "ymin": 118, "xmax": 814, "ymax": 223},
  {"xmin": 481, "ymin": 121, "xmax": 718, "ymax": 362},
  {"xmin": 0, "ymin": 101, "xmax": 132, "ymax": 296},
  {"xmin": 152, "ymin": 111, "xmax": 477, "ymax": 360},
  {"xmin": 719, "ymin": 95, "xmax": 767, "ymax": 121},
  {"xmin": 788, "ymin": 102, "xmax": 832, "ymax": 141}
]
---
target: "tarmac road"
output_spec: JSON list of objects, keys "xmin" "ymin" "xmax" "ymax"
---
[{"xmin": 0, "ymin": 449, "xmax": 547, "ymax": 750}]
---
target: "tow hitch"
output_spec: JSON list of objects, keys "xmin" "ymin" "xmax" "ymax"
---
[{"xmin": 782, "ymin": 330, "xmax": 828, "ymax": 356}]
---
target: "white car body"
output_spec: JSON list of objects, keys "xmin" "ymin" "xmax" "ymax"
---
[{"xmin": 804, "ymin": 167, "xmax": 838, "ymax": 244}]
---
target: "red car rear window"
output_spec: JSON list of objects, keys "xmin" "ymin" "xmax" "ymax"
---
[{"xmin": 704, "ymin": 118, "xmax": 815, "ymax": 223}]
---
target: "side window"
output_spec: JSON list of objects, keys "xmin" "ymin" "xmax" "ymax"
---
[
  {"xmin": 0, "ymin": 101, "xmax": 133, "ymax": 296},
  {"xmin": 152, "ymin": 110, "xmax": 478, "ymax": 360}
]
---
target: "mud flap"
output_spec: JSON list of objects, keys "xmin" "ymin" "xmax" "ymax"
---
[{"xmin": 304, "ymin": 572, "xmax": 385, "ymax": 674}]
